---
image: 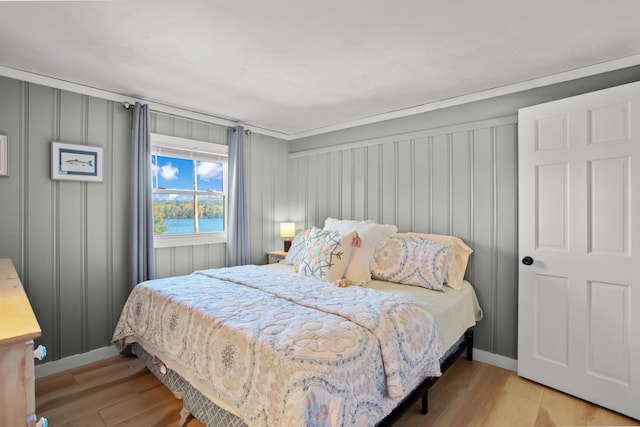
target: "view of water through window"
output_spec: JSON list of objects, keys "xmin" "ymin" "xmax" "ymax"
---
[{"xmin": 161, "ymin": 217, "xmax": 224, "ymax": 234}]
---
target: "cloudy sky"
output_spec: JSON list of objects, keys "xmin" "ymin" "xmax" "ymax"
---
[{"xmin": 152, "ymin": 155, "xmax": 223, "ymax": 194}]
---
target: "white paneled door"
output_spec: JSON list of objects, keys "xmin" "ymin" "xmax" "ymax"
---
[{"xmin": 518, "ymin": 80, "xmax": 640, "ymax": 420}]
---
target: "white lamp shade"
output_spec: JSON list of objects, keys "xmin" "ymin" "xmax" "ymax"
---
[{"xmin": 280, "ymin": 222, "xmax": 296, "ymax": 238}]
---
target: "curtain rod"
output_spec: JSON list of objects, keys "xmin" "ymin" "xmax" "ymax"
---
[{"xmin": 122, "ymin": 102, "xmax": 251, "ymax": 135}]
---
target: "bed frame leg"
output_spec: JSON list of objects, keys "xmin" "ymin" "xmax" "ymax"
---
[
  {"xmin": 465, "ymin": 328, "xmax": 474, "ymax": 361},
  {"xmin": 421, "ymin": 388, "xmax": 428, "ymax": 415}
]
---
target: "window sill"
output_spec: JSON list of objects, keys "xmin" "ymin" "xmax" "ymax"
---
[{"xmin": 154, "ymin": 232, "xmax": 227, "ymax": 248}]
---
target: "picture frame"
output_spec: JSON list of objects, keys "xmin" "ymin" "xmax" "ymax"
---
[
  {"xmin": 51, "ymin": 141, "xmax": 103, "ymax": 182},
  {"xmin": 0, "ymin": 135, "xmax": 7, "ymax": 177}
]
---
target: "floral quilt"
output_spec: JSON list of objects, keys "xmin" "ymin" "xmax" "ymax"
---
[{"xmin": 112, "ymin": 265, "xmax": 442, "ymax": 427}]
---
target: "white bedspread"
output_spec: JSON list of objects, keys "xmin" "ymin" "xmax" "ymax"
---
[{"xmin": 112, "ymin": 265, "xmax": 443, "ymax": 427}]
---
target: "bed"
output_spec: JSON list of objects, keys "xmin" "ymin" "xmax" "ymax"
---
[{"xmin": 113, "ymin": 222, "xmax": 482, "ymax": 427}]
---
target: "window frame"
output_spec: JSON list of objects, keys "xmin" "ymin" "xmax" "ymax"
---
[{"xmin": 150, "ymin": 133, "xmax": 228, "ymax": 248}]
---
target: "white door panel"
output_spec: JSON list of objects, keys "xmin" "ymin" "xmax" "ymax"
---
[
  {"xmin": 588, "ymin": 156, "xmax": 629, "ymax": 255},
  {"xmin": 518, "ymin": 80, "xmax": 640, "ymax": 420},
  {"xmin": 533, "ymin": 274, "xmax": 569, "ymax": 366},
  {"xmin": 587, "ymin": 281, "xmax": 630, "ymax": 384},
  {"xmin": 536, "ymin": 162, "xmax": 569, "ymax": 251}
]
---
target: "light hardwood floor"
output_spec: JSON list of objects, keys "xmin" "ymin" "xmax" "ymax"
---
[{"xmin": 35, "ymin": 354, "xmax": 639, "ymax": 427}]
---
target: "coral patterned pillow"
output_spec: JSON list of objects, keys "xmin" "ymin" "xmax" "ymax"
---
[
  {"xmin": 299, "ymin": 227, "xmax": 355, "ymax": 283},
  {"xmin": 408, "ymin": 233, "xmax": 473, "ymax": 290},
  {"xmin": 371, "ymin": 236, "xmax": 452, "ymax": 291}
]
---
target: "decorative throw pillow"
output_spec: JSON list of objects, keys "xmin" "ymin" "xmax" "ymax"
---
[
  {"xmin": 282, "ymin": 228, "xmax": 309, "ymax": 266},
  {"xmin": 408, "ymin": 233, "xmax": 473, "ymax": 290},
  {"xmin": 323, "ymin": 218, "xmax": 398, "ymax": 285},
  {"xmin": 371, "ymin": 235, "xmax": 452, "ymax": 291},
  {"xmin": 299, "ymin": 227, "xmax": 355, "ymax": 283}
]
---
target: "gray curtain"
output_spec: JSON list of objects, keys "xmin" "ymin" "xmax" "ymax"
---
[
  {"xmin": 226, "ymin": 125, "xmax": 250, "ymax": 266},
  {"xmin": 129, "ymin": 102, "xmax": 156, "ymax": 289}
]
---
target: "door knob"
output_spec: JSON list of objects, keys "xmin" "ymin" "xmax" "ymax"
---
[{"xmin": 522, "ymin": 256, "xmax": 534, "ymax": 266}]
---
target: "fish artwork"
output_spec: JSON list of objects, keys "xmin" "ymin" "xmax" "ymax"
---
[{"xmin": 65, "ymin": 159, "xmax": 93, "ymax": 167}]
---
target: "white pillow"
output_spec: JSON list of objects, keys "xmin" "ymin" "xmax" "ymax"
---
[
  {"xmin": 323, "ymin": 217, "xmax": 374, "ymax": 233},
  {"xmin": 323, "ymin": 218, "xmax": 398, "ymax": 285},
  {"xmin": 298, "ymin": 227, "xmax": 355, "ymax": 283}
]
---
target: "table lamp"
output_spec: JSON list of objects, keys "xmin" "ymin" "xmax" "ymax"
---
[{"xmin": 280, "ymin": 222, "xmax": 296, "ymax": 252}]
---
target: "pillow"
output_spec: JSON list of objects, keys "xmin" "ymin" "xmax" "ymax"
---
[
  {"xmin": 408, "ymin": 233, "xmax": 473, "ymax": 290},
  {"xmin": 323, "ymin": 218, "xmax": 398, "ymax": 285},
  {"xmin": 299, "ymin": 227, "xmax": 355, "ymax": 283},
  {"xmin": 371, "ymin": 235, "xmax": 452, "ymax": 291},
  {"xmin": 282, "ymin": 228, "xmax": 309, "ymax": 266},
  {"xmin": 323, "ymin": 217, "xmax": 374, "ymax": 233}
]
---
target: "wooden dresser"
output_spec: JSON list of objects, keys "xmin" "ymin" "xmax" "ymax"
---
[{"xmin": 0, "ymin": 258, "xmax": 42, "ymax": 427}]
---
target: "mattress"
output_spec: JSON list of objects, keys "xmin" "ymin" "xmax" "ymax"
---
[{"xmin": 363, "ymin": 274, "xmax": 483, "ymax": 350}]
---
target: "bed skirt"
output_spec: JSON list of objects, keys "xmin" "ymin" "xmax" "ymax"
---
[{"xmin": 131, "ymin": 343, "xmax": 247, "ymax": 427}]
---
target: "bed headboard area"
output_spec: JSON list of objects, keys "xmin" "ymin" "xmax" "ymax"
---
[{"xmin": 285, "ymin": 116, "xmax": 518, "ymax": 359}]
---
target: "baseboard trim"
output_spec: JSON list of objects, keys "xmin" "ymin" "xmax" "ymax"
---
[
  {"xmin": 35, "ymin": 345, "xmax": 121, "ymax": 379},
  {"xmin": 473, "ymin": 348, "xmax": 518, "ymax": 371},
  {"xmin": 35, "ymin": 345, "xmax": 518, "ymax": 379}
]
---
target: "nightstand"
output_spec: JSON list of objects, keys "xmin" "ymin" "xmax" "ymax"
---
[{"xmin": 267, "ymin": 250, "xmax": 287, "ymax": 264}]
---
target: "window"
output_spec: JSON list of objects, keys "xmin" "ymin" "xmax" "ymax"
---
[{"xmin": 151, "ymin": 133, "xmax": 228, "ymax": 248}]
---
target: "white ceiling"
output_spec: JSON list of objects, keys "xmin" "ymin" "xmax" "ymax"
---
[{"xmin": 1, "ymin": 1, "xmax": 639, "ymax": 139}]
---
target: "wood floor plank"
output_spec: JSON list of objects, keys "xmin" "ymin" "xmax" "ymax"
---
[
  {"xmin": 35, "ymin": 354, "xmax": 640, "ymax": 426},
  {"xmin": 503, "ymin": 371, "xmax": 545, "ymax": 403},
  {"xmin": 57, "ymin": 412, "xmax": 107, "ymax": 427},
  {"xmin": 98, "ymin": 384, "xmax": 178, "ymax": 426},
  {"xmin": 38, "ymin": 369, "xmax": 149, "ymax": 409},
  {"xmin": 588, "ymin": 407, "xmax": 640, "ymax": 426},
  {"xmin": 71, "ymin": 355, "xmax": 149, "ymax": 386},
  {"xmin": 447, "ymin": 361, "xmax": 512, "ymax": 427},
  {"xmin": 39, "ymin": 382, "xmax": 135, "ymax": 425},
  {"xmin": 482, "ymin": 390, "xmax": 540, "ymax": 427},
  {"xmin": 129, "ymin": 368, "xmax": 169, "ymax": 393},
  {"xmin": 414, "ymin": 360, "xmax": 484, "ymax": 427},
  {"xmin": 536, "ymin": 386, "xmax": 640, "ymax": 427},
  {"xmin": 34, "ymin": 370, "xmax": 76, "ymax": 396},
  {"xmin": 109, "ymin": 398, "xmax": 183, "ymax": 427},
  {"xmin": 536, "ymin": 386, "xmax": 597, "ymax": 426}
]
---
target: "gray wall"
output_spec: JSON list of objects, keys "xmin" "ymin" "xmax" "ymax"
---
[
  {"xmin": 0, "ymin": 75, "xmax": 289, "ymax": 362},
  {"xmin": 287, "ymin": 117, "xmax": 519, "ymax": 357},
  {"xmin": 288, "ymin": 65, "xmax": 640, "ymax": 359},
  {"xmin": 0, "ymin": 77, "xmax": 132, "ymax": 360}
]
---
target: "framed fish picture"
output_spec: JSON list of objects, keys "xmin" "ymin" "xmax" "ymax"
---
[{"xmin": 51, "ymin": 141, "xmax": 103, "ymax": 182}]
